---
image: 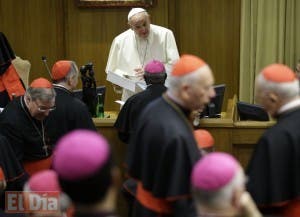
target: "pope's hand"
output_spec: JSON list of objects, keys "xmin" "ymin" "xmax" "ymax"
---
[{"xmin": 134, "ymin": 67, "xmax": 144, "ymax": 80}]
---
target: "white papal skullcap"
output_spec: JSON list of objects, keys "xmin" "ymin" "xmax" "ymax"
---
[{"xmin": 128, "ymin": 8, "xmax": 146, "ymax": 21}]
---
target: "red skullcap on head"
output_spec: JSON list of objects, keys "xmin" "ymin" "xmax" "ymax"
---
[
  {"xmin": 30, "ymin": 78, "xmax": 52, "ymax": 88},
  {"xmin": 28, "ymin": 170, "xmax": 61, "ymax": 192},
  {"xmin": 144, "ymin": 60, "xmax": 166, "ymax": 74},
  {"xmin": 191, "ymin": 152, "xmax": 239, "ymax": 191},
  {"xmin": 194, "ymin": 129, "xmax": 214, "ymax": 149},
  {"xmin": 0, "ymin": 167, "xmax": 5, "ymax": 181},
  {"xmin": 262, "ymin": 64, "xmax": 296, "ymax": 83},
  {"xmin": 172, "ymin": 54, "xmax": 206, "ymax": 77},
  {"xmin": 53, "ymin": 130, "xmax": 110, "ymax": 181},
  {"xmin": 51, "ymin": 60, "xmax": 71, "ymax": 80}
]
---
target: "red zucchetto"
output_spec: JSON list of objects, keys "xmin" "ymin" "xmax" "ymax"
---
[
  {"xmin": 51, "ymin": 60, "xmax": 71, "ymax": 80},
  {"xmin": 171, "ymin": 54, "xmax": 206, "ymax": 77},
  {"xmin": 30, "ymin": 77, "xmax": 52, "ymax": 88},
  {"xmin": 262, "ymin": 64, "xmax": 296, "ymax": 83}
]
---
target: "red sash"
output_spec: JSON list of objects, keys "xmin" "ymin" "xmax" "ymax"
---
[
  {"xmin": 23, "ymin": 156, "xmax": 52, "ymax": 176},
  {"xmin": 136, "ymin": 181, "xmax": 172, "ymax": 214}
]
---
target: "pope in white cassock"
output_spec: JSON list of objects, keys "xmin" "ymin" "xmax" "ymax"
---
[{"xmin": 106, "ymin": 7, "xmax": 179, "ymax": 102}]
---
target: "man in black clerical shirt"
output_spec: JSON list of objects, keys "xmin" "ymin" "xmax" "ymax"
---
[
  {"xmin": 247, "ymin": 64, "xmax": 300, "ymax": 217},
  {"xmin": 114, "ymin": 59, "xmax": 167, "ymax": 143},
  {"xmin": 0, "ymin": 78, "xmax": 56, "ymax": 176},
  {"xmin": 114, "ymin": 60, "xmax": 167, "ymax": 216},
  {"xmin": 127, "ymin": 55, "xmax": 216, "ymax": 217},
  {"xmin": 46, "ymin": 60, "xmax": 96, "ymax": 146}
]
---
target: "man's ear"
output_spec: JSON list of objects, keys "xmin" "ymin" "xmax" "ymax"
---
[{"xmin": 268, "ymin": 92, "xmax": 279, "ymax": 103}]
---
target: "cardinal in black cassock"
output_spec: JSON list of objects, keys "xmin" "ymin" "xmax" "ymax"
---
[
  {"xmin": 246, "ymin": 63, "xmax": 300, "ymax": 217},
  {"xmin": 126, "ymin": 55, "xmax": 214, "ymax": 217}
]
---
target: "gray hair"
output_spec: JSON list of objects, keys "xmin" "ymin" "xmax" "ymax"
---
[
  {"xmin": 65, "ymin": 61, "xmax": 79, "ymax": 80},
  {"xmin": 192, "ymin": 168, "xmax": 245, "ymax": 210},
  {"xmin": 54, "ymin": 61, "xmax": 78, "ymax": 83},
  {"xmin": 25, "ymin": 87, "xmax": 56, "ymax": 102},
  {"xmin": 256, "ymin": 73, "xmax": 299, "ymax": 100}
]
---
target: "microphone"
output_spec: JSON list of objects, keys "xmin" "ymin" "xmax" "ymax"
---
[{"xmin": 41, "ymin": 56, "xmax": 52, "ymax": 79}]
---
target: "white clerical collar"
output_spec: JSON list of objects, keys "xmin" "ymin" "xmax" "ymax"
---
[{"xmin": 278, "ymin": 98, "xmax": 300, "ymax": 114}]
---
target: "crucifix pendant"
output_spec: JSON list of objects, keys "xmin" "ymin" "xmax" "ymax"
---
[{"xmin": 42, "ymin": 144, "xmax": 49, "ymax": 156}]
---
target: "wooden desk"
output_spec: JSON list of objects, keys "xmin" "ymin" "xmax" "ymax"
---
[
  {"xmin": 93, "ymin": 111, "xmax": 126, "ymax": 167},
  {"xmin": 200, "ymin": 119, "xmax": 275, "ymax": 168},
  {"xmin": 93, "ymin": 111, "xmax": 276, "ymax": 169}
]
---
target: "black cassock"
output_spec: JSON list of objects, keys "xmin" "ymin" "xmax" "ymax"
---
[
  {"xmin": 127, "ymin": 94, "xmax": 201, "ymax": 217},
  {"xmin": 247, "ymin": 108, "xmax": 300, "ymax": 205},
  {"xmin": 0, "ymin": 134, "xmax": 28, "ymax": 209},
  {"xmin": 114, "ymin": 84, "xmax": 166, "ymax": 143},
  {"xmin": 46, "ymin": 85, "xmax": 96, "ymax": 146},
  {"xmin": 0, "ymin": 96, "xmax": 52, "ymax": 162}
]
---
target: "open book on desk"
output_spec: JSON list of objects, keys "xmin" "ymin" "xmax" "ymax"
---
[{"xmin": 106, "ymin": 69, "xmax": 146, "ymax": 92}]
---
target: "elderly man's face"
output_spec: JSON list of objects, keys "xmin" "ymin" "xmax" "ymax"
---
[
  {"xmin": 26, "ymin": 97, "xmax": 56, "ymax": 121},
  {"xmin": 255, "ymin": 82, "xmax": 279, "ymax": 117},
  {"xmin": 185, "ymin": 67, "xmax": 215, "ymax": 111},
  {"xmin": 129, "ymin": 13, "xmax": 151, "ymax": 39}
]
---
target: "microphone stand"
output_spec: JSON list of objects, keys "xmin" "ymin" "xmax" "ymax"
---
[{"xmin": 41, "ymin": 56, "xmax": 52, "ymax": 79}]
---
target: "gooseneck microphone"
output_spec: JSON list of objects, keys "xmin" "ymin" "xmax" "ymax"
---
[{"xmin": 41, "ymin": 56, "xmax": 52, "ymax": 79}]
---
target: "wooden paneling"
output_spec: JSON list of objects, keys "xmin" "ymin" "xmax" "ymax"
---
[
  {"xmin": 175, "ymin": 0, "xmax": 241, "ymax": 110},
  {"xmin": 64, "ymin": 0, "xmax": 171, "ymax": 111},
  {"xmin": 0, "ymin": 0, "xmax": 240, "ymax": 111},
  {"xmin": 0, "ymin": 0, "xmax": 64, "ymax": 79}
]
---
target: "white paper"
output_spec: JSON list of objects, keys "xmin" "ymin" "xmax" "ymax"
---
[
  {"xmin": 106, "ymin": 69, "xmax": 146, "ymax": 92},
  {"xmin": 107, "ymin": 71, "xmax": 136, "ymax": 92},
  {"xmin": 115, "ymin": 100, "xmax": 125, "ymax": 106}
]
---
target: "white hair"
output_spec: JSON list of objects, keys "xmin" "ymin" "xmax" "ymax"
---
[
  {"xmin": 192, "ymin": 168, "xmax": 245, "ymax": 210},
  {"xmin": 256, "ymin": 73, "xmax": 299, "ymax": 100},
  {"xmin": 168, "ymin": 65, "xmax": 211, "ymax": 93}
]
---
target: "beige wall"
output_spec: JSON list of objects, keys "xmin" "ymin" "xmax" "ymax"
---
[{"xmin": 0, "ymin": 0, "xmax": 240, "ymax": 111}]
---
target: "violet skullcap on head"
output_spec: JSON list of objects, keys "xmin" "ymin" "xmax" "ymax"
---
[
  {"xmin": 191, "ymin": 152, "xmax": 239, "ymax": 191},
  {"xmin": 128, "ymin": 8, "xmax": 146, "ymax": 21},
  {"xmin": 144, "ymin": 60, "xmax": 165, "ymax": 74},
  {"xmin": 53, "ymin": 130, "xmax": 110, "ymax": 181},
  {"xmin": 28, "ymin": 170, "xmax": 61, "ymax": 192}
]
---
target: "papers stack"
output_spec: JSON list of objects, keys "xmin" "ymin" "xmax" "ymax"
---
[{"xmin": 106, "ymin": 69, "xmax": 146, "ymax": 92}]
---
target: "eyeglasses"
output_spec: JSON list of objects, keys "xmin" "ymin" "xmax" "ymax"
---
[{"xmin": 34, "ymin": 101, "xmax": 56, "ymax": 112}]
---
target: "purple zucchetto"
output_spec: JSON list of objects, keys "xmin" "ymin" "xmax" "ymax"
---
[
  {"xmin": 53, "ymin": 130, "xmax": 110, "ymax": 181},
  {"xmin": 144, "ymin": 60, "xmax": 166, "ymax": 74},
  {"xmin": 191, "ymin": 152, "xmax": 239, "ymax": 191},
  {"xmin": 28, "ymin": 170, "xmax": 61, "ymax": 192}
]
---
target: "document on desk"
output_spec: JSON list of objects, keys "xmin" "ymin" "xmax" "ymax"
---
[{"xmin": 106, "ymin": 69, "xmax": 146, "ymax": 92}]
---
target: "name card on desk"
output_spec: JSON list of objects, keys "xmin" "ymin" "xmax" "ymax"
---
[{"xmin": 106, "ymin": 70, "xmax": 146, "ymax": 92}]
